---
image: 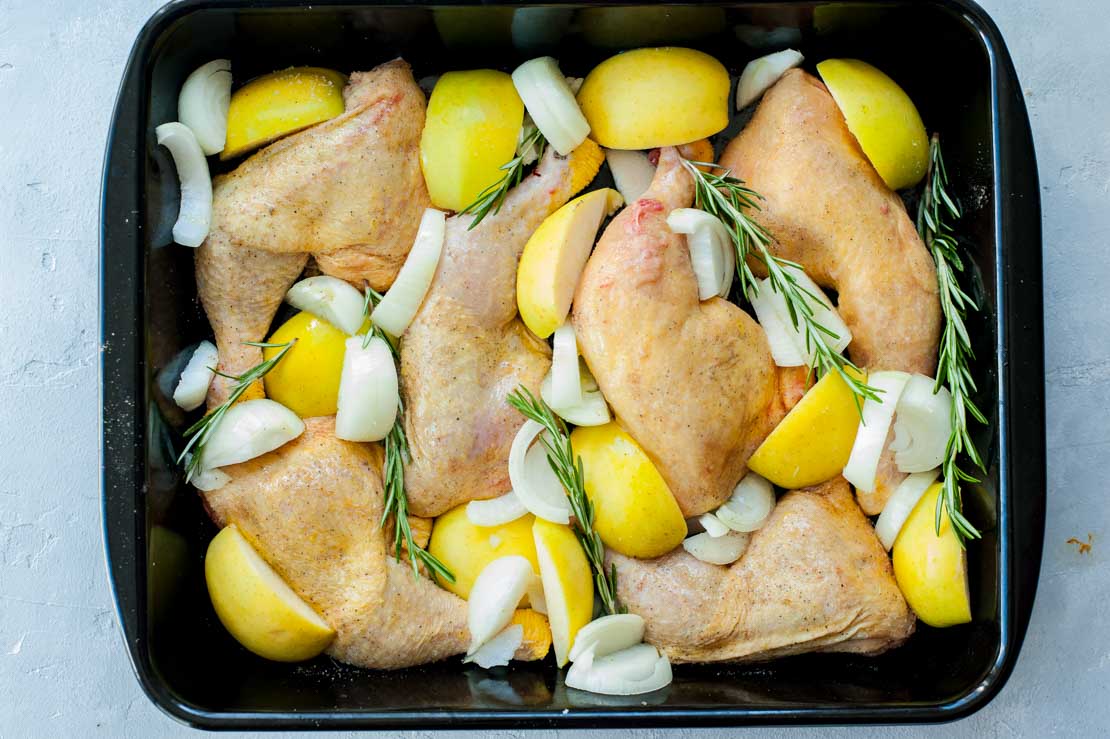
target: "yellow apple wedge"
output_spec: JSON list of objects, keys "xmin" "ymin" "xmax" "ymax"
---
[
  {"xmin": 204, "ymin": 525, "xmax": 335, "ymax": 662},
  {"xmin": 533, "ymin": 518, "xmax": 594, "ymax": 667},
  {"xmin": 517, "ymin": 188, "xmax": 622, "ymax": 339},
  {"xmin": 570, "ymin": 422, "xmax": 687, "ymax": 559}
]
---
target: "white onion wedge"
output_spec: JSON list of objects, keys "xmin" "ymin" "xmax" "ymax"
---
[
  {"xmin": 335, "ymin": 337, "xmax": 398, "ymax": 443},
  {"xmin": 843, "ymin": 371, "xmax": 911, "ymax": 493},
  {"xmin": 604, "ymin": 149, "xmax": 655, "ymax": 204},
  {"xmin": 467, "ymin": 556, "xmax": 536, "ymax": 653},
  {"xmin": 750, "ymin": 283, "xmax": 807, "ymax": 366},
  {"xmin": 199, "ymin": 398, "xmax": 304, "ymax": 471},
  {"xmin": 178, "ymin": 59, "xmax": 232, "ymax": 155},
  {"xmin": 541, "ymin": 363, "xmax": 611, "ymax": 427},
  {"xmin": 467, "ymin": 491, "xmax": 529, "ymax": 527},
  {"xmin": 285, "ymin": 276, "xmax": 366, "ymax": 336},
  {"xmin": 736, "ymin": 49, "xmax": 804, "ymax": 110},
  {"xmin": 787, "ymin": 266, "xmax": 851, "ymax": 354},
  {"xmin": 890, "ymin": 375, "xmax": 954, "ymax": 473},
  {"xmin": 551, "ymin": 324, "xmax": 582, "ymax": 409},
  {"xmin": 172, "ymin": 340, "xmax": 218, "ymax": 411},
  {"xmin": 715, "ymin": 472, "xmax": 776, "ymax": 533},
  {"xmin": 512, "ymin": 57, "xmax": 590, "ymax": 156},
  {"xmin": 667, "ymin": 209, "xmax": 734, "ymax": 300},
  {"xmin": 568, "ymin": 614, "xmax": 646, "ymax": 663},
  {"xmin": 371, "ymin": 209, "xmax": 446, "ymax": 336},
  {"xmin": 698, "ymin": 513, "xmax": 731, "ymax": 538},
  {"xmin": 463, "ymin": 624, "xmax": 524, "ymax": 669},
  {"xmin": 875, "ymin": 469, "xmax": 941, "ymax": 551},
  {"xmin": 682, "ymin": 530, "xmax": 751, "ymax": 565},
  {"xmin": 183, "ymin": 454, "xmax": 230, "ymax": 491},
  {"xmin": 566, "ymin": 643, "xmax": 672, "ymax": 696},
  {"xmin": 508, "ymin": 421, "xmax": 572, "ymax": 524},
  {"xmin": 156, "ymin": 122, "xmax": 212, "ymax": 247}
]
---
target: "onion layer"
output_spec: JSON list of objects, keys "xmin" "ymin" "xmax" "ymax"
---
[
  {"xmin": 463, "ymin": 624, "xmax": 524, "ymax": 669},
  {"xmin": 667, "ymin": 209, "xmax": 734, "ymax": 299},
  {"xmin": 566, "ymin": 643, "xmax": 672, "ymax": 696},
  {"xmin": 698, "ymin": 513, "xmax": 731, "ymax": 538},
  {"xmin": 178, "ymin": 59, "xmax": 232, "ymax": 155},
  {"xmin": 286, "ymin": 276, "xmax": 366, "ymax": 336},
  {"xmin": 199, "ymin": 398, "xmax": 305, "ymax": 471},
  {"xmin": 568, "ymin": 614, "xmax": 646, "ymax": 663},
  {"xmin": 541, "ymin": 361, "xmax": 611, "ymax": 427},
  {"xmin": 604, "ymin": 148, "xmax": 655, "ymax": 204},
  {"xmin": 749, "ymin": 268, "xmax": 850, "ymax": 366},
  {"xmin": 682, "ymin": 530, "xmax": 751, "ymax": 565},
  {"xmin": 467, "ymin": 555, "xmax": 536, "ymax": 653},
  {"xmin": 842, "ymin": 371, "xmax": 911, "ymax": 493},
  {"xmin": 467, "ymin": 491, "xmax": 529, "ymax": 527},
  {"xmin": 509, "ymin": 421, "xmax": 572, "ymax": 523},
  {"xmin": 184, "ymin": 454, "xmax": 230, "ymax": 491},
  {"xmin": 173, "ymin": 340, "xmax": 218, "ymax": 411},
  {"xmin": 875, "ymin": 469, "xmax": 941, "ymax": 551},
  {"xmin": 736, "ymin": 49, "xmax": 804, "ymax": 110},
  {"xmin": 551, "ymin": 324, "xmax": 582, "ymax": 409},
  {"xmin": 890, "ymin": 374, "xmax": 954, "ymax": 473},
  {"xmin": 371, "ymin": 208, "xmax": 446, "ymax": 336},
  {"xmin": 156, "ymin": 122, "xmax": 213, "ymax": 247},
  {"xmin": 512, "ymin": 57, "xmax": 591, "ymax": 156},
  {"xmin": 715, "ymin": 472, "xmax": 775, "ymax": 533},
  {"xmin": 335, "ymin": 337, "xmax": 398, "ymax": 443}
]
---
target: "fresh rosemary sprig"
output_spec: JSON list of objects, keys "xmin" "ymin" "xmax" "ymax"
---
[
  {"xmin": 361, "ymin": 284, "xmax": 454, "ymax": 581},
  {"xmin": 507, "ymin": 387, "xmax": 621, "ymax": 616},
  {"xmin": 681, "ymin": 159, "xmax": 881, "ymax": 406},
  {"xmin": 458, "ymin": 127, "xmax": 546, "ymax": 230},
  {"xmin": 917, "ymin": 134, "xmax": 986, "ymax": 542},
  {"xmin": 177, "ymin": 340, "xmax": 296, "ymax": 480}
]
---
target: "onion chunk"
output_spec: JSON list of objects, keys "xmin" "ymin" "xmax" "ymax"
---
[
  {"xmin": 890, "ymin": 374, "xmax": 954, "ymax": 473},
  {"xmin": 682, "ymin": 530, "xmax": 751, "ymax": 565},
  {"xmin": 371, "ymin": 209, "xmax": 446, "ymax": 336},
  {"xmin": 173, "ymin": 340, "xmax": 218, "ymax": 411},
  {"xmin": 156, "ymin": 122, "xmax": 213, "ymax": 247},
  {"xmin": 551, "ymin": 324, "xmax": 583, "ymax": 409},
  {"xmin": 467, "ymin": 491, "xmax": 529, "ymax": 527},
  {"xmin": 286, "ymin": 276, "xmax": 367, "ymax": 336},
  {"xmin": 566, "ymin": 643, "xmax": 672, "ymax": 696},
  {"xmin": 874, "ymin": 470, "xmax": 941, "ymax": 550},
  {"xmin": 842, "ymin": 371, "xmax": 911, "ymax": 493},
  {"xmin": 463, "ymin": 624, "xmax": 524, "ymax": 669},
  {"xmin": 568, "ymin": 614, "xmax": 646, "ymax": 663},
  {"xmin": 749, "ymin": 267, "xmax": 850, "ymax": 367},
  {"xmin": 667, "ymin": 209, "xmax": 734, "ymax": 300},
  {"xmin": 467, "ymin": 556, "xmax": 536, "ymax": 654},
  {"xmin": 604, "ymin": 149, "xmax": 655, "ymax": 204},
  {"xmin": 509, "ymin": 421, "xmax": 572, "ymax": 523},
  {"xmin": 715, "ymin": 472, "xmax": 775, "ymax": 533},
  {"xmin": 199, "ymin": 398, "xmax": 304, "ymax": 471},
  {"xmin": 335, "ymin": 337, "xmax": 398, "ymax": 443},
  {"xmin": 512, "ymin": 57, "xmax": 591, "ymax": 156},
  {"xmin": 541, "ymin": 360, "xmax": 610, "ymax": 427},
  {"xmin": 736, "ymin": 49, "xmax": 804, "ymax": 110},
  {"xmin": 178, "ymin": 59, "xmax": 232, "ymax": 155}
]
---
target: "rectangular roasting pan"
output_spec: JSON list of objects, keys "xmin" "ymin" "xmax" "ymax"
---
[{"xmin": 100, "ymin": 0, "xmax": 1045, "ymax": 729}]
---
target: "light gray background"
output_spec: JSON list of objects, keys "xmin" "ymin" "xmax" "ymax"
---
[{"xmin": 0, "ymin": 0, "xmax": 1104, "ymax": 736}]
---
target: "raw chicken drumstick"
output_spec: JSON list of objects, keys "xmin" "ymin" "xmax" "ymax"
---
[{"xmin": 196, "ymin": 60, "xmax": 430, "ymax": 408}]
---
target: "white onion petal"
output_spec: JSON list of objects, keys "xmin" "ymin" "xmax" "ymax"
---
[
  {"xmin": 156, "ymin": 122, "xmax": 212, "ymax": 247},
  {"xmin": 786, "ymin": 266, "xmax": 851, "ymax": 354},
  {"xmin": 467, "ymin": 555, "xmax": 537, "ymax": 653},
  {"xmin": 463, "ymin": 624, "xmax": 524, "ymax": 669},
  {"xmin": 698, "ymin": 513, "xmax": 731, "ymax": 538},
  {"xmin": 551, "ymin": 324, "xmax": 583, "ymax": 409},
  {"xmin": 715, "ymin": 472, "xmax": 776, "ymax": 533},
  {"xmin": 568, "ymin": 614, "xmax": 646, "ymax": 663},
  {"xmin": 566, "ymin": 643, "xmax": 672, "ymax": 696},
  {"xmin": 512, "ymin": 57, "xmax": 590, "ymax": 156},
  {"xmin": 199, "ymin": 398, "xmax": 304, "ymax": 471},
  {"xmin": 371, "ymin": 208, "xmax": 446, "ymax": 336},
  {"xmin": 874, "ymin": 469, "xmax": 941, "ymax": 551},
  {"xmin": 541, "ymin": 363, "xmax": 611, "ymax": 427},
  {"xmin": 335, "ymin": 337, "xmax": 398, "ymax": 443},
  {"xmin": 173, "ymin": 340, "xmax": 218, "ymax": 411},
  {"xmin": 467, "ymin": 491, "xmax": 529, "ymax": 527},
  {"xmin": 736, "ymin": 49, "xmax": 804, "ymax": 110},
  {"xmin": 508, "ymin": 421, "xmax": 572, "ymax": 524},
  {"xmin": 843, "ymin": 371, "xmax": 911, "ymax": 493},
  {"xmin": 682, "ymin": 530, "xmax": 751, "ymax": 565},
  {"xmin": 667, "ymin": 209, "xmax": 734, "ymax": 300},
  {"xmin": 184, "ymin": 454, "xmax": 230, "ymax": 491},
  {"xmin": 891, "ymin": 374, "xmax": 954, "ymax": 473},
  {"xmin": 750, "ymin": 282, "xmax": 807, "ymax": 366},
  {"xmin": 285, "ymin": 276, "xmax": 367, "ymax": 336},
  {"xmin": 604, "ymin": 149, "xmax": 656, "ymax": 204},
  {"xmin": 178, "ymin": 59, "xmax": 232, "ymax": 155}
]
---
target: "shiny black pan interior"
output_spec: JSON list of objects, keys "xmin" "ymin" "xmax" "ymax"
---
[{"xmin": 100, "ymin": 0, "xmax": 1044, "ymax": 729}]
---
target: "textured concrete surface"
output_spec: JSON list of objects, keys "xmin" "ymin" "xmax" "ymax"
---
[{"xmin": 0, "ymin": 0, "xmax": 1105, "ymax": 735}]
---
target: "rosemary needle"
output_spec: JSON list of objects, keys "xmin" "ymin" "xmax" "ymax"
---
[
  {"xmin": 916, "ymin": 134, "xmax": 985, "ymax": 543},
  {"xmin": 458, "ymin": 127, "xmax": 546, "ymax": 230},
  {"xmin": 507, "ymin": 386, "xmax": 621, "ymax": 616},
  {"xmin": 681, "ymin": 159, "xmax": 881, "ymax": 407}
]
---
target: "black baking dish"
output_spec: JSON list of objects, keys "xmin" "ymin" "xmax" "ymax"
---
[{"xmin": 100, "ymin": 0, "xmax": 1045, "ymax": 729}]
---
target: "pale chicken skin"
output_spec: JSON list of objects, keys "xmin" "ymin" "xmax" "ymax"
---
[
  {"xmin": 196, "ymin": 60, "xmax": 430, "ymax": 408},
  {"xmin": 610, "ymin": 477, "xmax": 915, "ymax": 663},
  {"xmin": 719, "ymin": 69, "xmax": 942, "ymax": 514},
  {"xmin": 573, "ymin": 146, "xmax": 786, "ymax": 518},
  {"xmin": 203, "ymin": 417, "xmax": 543, "ymax": 669},
  {"xmin": 401, "ymin": 143, "xmax": 603, "ymax": 518}
]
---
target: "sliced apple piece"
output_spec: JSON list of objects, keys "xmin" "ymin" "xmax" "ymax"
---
[
  {"xmin": 420, "ymin": 70, "xmax": 524, "ymax": 212},
  {"xmin": 205, "ymin": 525, "xmax": 334, "ymax": 661},
  {"xmin": 533, "ymin": 518, "xmax": 594, "ymax": 667},
  {"xmin": 517, "ymin": 188, "xmax": 622, "ymax": 338},
  {"xmin": 222, "ymin": 67, "xmax": 346, "ymax": 160}
]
